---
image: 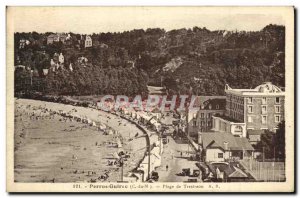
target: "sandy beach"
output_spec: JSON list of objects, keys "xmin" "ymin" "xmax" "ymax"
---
[{"xmin": 14, "ymin": 98, "xmax": 149, "ymax": 183}]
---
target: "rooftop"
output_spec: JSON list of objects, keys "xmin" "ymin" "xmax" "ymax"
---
[
  {"xmin": 202, "ymin": 132, "xmax": 254, "ymax": 151},
  {"xmin": 212, "ymin": 114, "xmax": 241, "ymax": 123},
  {"xmin": 208, "ymin": 162, "xmax": 248, "ymax": 178},
  {"xmin": 247, "ymin": 129, "xmax": 264, "ymax": 136},
  {"xmin": 48, "ymin": 33, "xmax": 67, "ymax": 38},
  {"xmin": 193, "ymin": 96, "xmax": 226, "ymax": 109},
  {"xmin": 225, "ymin": 82, "xmax": 284, "ymax": 96},
  {"xmin": 151, "ymin": 107, "xmax": 161, "ymax": 113}
]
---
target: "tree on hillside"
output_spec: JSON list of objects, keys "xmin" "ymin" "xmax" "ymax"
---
[{"xmin": 14, "ymin": 24, "xmax": 285, "ymax": 96}]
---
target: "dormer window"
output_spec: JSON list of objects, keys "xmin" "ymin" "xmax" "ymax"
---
[{"xmin": 216, "ymin": 105, "xmax": 219, "ymax": 109}]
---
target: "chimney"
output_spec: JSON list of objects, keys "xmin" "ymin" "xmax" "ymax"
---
[{"xmin": 223, "ymin": 141, "xmax": 228, "ymax": 150}]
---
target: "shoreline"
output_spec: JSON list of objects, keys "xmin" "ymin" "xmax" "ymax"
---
[{"xmin": 14, "ymin": 98, "xmax": 150, "ymax": 183}]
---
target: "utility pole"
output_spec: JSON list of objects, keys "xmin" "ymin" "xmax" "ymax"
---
[
  {"xmin": 159, "ymin": 132, "xmax": 162, "ymax": 154},
  {"xmin": 120, "ymin": 157, "xmax": 124, "ymax": 182},
  {"xmin": 148, "ymin": 149, "xmax": 151, "ymax": 181},
  {"xmin": 186, "ymin": 114, "xmax": 188, "ymax": 137},
  {"xmin": 145, "ymin": 133, "xmax": 151, "ymax": 181},
  {"xmin": 185, "ymin": 98, "xmax": 191, "ymax": 158}
]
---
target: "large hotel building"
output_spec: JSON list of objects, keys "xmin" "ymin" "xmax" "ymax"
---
[{"xmin": 212, "ymin": 82, "xmax": 285, "ymax": 137}]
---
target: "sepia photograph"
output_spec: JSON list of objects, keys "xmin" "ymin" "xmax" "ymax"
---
[{"xmin": 6, "ymin": 6, "xmax": 295, "ymax": 193}]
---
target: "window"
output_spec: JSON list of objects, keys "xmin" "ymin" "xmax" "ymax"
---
[
  {"xmin": 276, "ymin": 97, "xmax": 280, "ymax": 104},
  {"xmin": 262, "ymin": 97, "xmax": 267, "ymax": 104},
  {"xmin": 248, "ymin": 116, "xmax": 253, "ymax": 123},
  {"xmin": 262, "ymin": 115, "xmax": 267, "ymax": 124},
  {"xmin": 216, "ymin": 105, "xmax": 219, "ymax": 109},
  {"xmin": 207, "ymin": 113, "xmax": 211, "ymax": 118},
  {"xmin": 275, "ymin": 115, "xmax": 280, "ymax": 123},
  {"xmin": 261, "ymin": 105, "xmax": 267, "ymax": 114},
  {"xmin": 193, "ymin": 120, "xmax": 197, "ymax": 127},
  {"xmin": 275, "ymin": 105, "xmax": 280, "ymax": 113},
  {"xmin": 201, "ymin": 113, "xmax": 204, "ymax": 118},
  {"xmin": 248, "ymin": 105, "xmax": 253, "ymax": 113},
  {"xmin": 201, "ymin": 121, "xmax": 205, "ymax": 126},
  {"xmin": 248, "ymin": 97, "xmax": 253, "ymax": 104},
  {"xmin": 218, "ymin": 153, "xmax": 223, "ymax": 158},
  {"xmin": 208, "ymin": 121, "xmax": 212, "ymax": 126}
]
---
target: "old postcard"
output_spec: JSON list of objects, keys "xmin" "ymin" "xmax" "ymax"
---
[{"xmin": 6, "ymin": 6, "xmax": 294, "ymax": 192}]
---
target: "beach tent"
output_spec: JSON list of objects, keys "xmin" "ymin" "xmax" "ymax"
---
[
  {"xmin": 117, "ymin": 138, "xmax": 122, "ymax": 148},
  {"xmin": 99, "ymin": 124, "xmax": 107, "ymax": 130},
  {"xmin": 123, "ymin": 109, "xmax": 130, "ymax": 115},
  {"xmin": 113, "ymin": 152, "xmax": 120, "ymax": 159},
  {"xmin": 131, "ymin": 111, "xmax": 137, "ymax": 119},
  {"xmin": 91, "ymin": 121, "xmax": 97, "ymax": 127},
  {"xmin": 87, "ymin": 118, "xmax": 92, "ymax": 124},
  {"xmin": 107, "ymin": 129, "xmax": 113, "ymax": 135},
  {"xmin": 139, "ymin": 112, "xmax": 152, "ymax": 124},
  {"xmin": 149, "ymin": 119, "xmax": 157, "ymax": 125},
  {"xmin": 153, "ymin": 122, "xmax": 162, "ymax": 131},
  {"xmin": 136, "ymin": 112, "xmax": 141, "ymax": 120}
]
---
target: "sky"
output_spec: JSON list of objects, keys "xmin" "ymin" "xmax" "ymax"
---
[{"xmin": 8, "ymin": 7, "xmax": 286, "ymax": 34}]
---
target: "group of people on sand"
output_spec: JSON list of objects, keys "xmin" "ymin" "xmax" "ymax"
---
[
  {"xmin": 16, "ymin": 100, "xmax": 147, "ymax": 183},
  {"xmin": 16, "ymin": 102, "xmax": 113, "ymax": 134}
]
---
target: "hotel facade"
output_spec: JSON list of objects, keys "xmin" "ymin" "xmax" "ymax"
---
[{"xmin": 212, "ymin": 82, "xmax": 285, "ymax": 137}]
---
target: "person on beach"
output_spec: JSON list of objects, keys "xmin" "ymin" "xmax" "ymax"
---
[{"xmin": 166, "ymin": 165, "xmax": 168, "ymax": 171}]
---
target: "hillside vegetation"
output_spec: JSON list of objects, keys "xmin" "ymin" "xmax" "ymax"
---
[{"xmin": 14, "ymin": 24, "xmax": 285, "ymax": 96}]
